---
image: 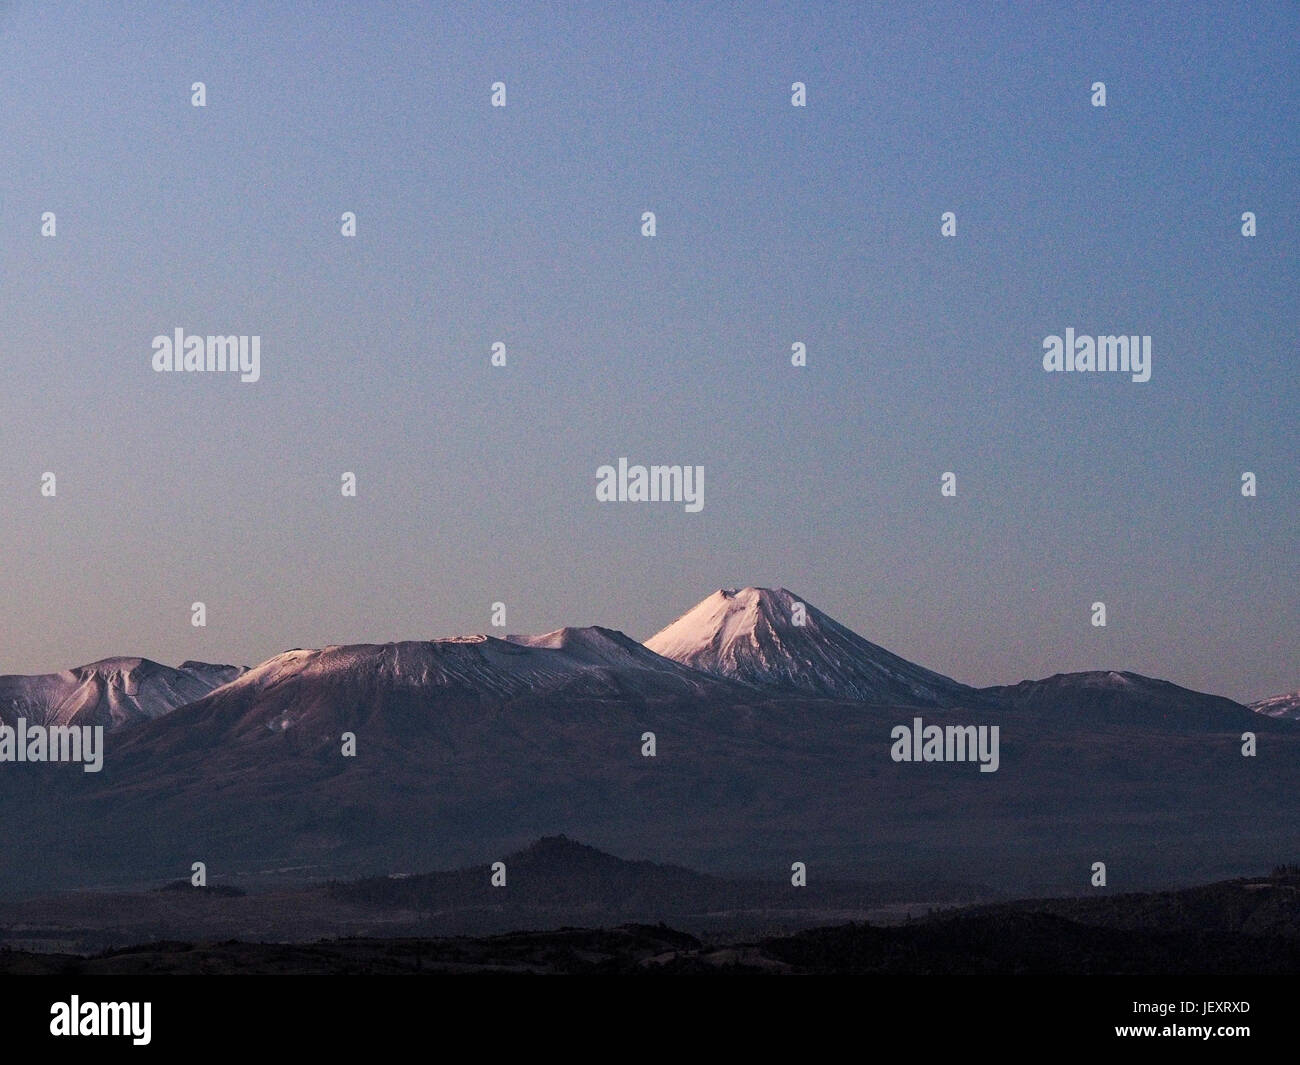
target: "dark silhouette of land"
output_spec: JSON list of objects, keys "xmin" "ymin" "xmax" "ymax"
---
[{"xmin": 2, "ymin": 841, "xmax": 1298, "ymax": 974}]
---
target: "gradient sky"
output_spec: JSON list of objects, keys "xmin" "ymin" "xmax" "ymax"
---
[{"xmin": 1, "ymin": 2, "xmax": 1296, "ymax": 704}]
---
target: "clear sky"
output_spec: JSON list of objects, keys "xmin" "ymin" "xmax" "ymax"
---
[{"xmin": 0, "ymin": 2, "xmax": 1295, "ymax": 704}]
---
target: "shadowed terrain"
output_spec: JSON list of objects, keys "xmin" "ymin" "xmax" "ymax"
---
[{"xmin": 5, "ymin": 859, "xmax": 1299, "ymax": 975}]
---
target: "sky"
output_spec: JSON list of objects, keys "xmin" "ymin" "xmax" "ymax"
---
[{"xmin": 0, "ymin": 1, "xmax": 1295, "ymax": 704}]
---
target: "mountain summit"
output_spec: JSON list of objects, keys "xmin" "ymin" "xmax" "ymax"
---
[
  {"xmin": 1251, "ymin": 690, "xmax": 1300, "ymax": 721},
  {"xmin": 0, "ymin": 657, "xmax": 247, "ymax": 732},
  {"xmin": 645, "ymin": 587, "xmax": 979, "ymax": 706}
]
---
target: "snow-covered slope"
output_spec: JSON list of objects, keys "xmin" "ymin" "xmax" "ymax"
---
[
  {"xmin": 505, "ymin": 625, "xmax": 707, "ymax": 678},
  {"xmin": 220, "ymin": 639, "xmax": 577, "ymax": 703},
  {"xmin": 215, "ymin": 628, "xmax": 732, "ymax": 713},
  {"xmin": 0, "ymin": 657, "xmax": 248, "ymax": 732},
  {"xmin": 507, "ymin": 626, "xmax": 734, "ymax": 697},
  {"xmin": 507, "ymin": 626, "xmax": 664, "ymax": 667},
  {"xmin": 177, "ymin": 661, "xmax": 247, "ymax": 690},
  {"xmin": 1251, "ymin": 691, "xmax": 1300, "ymax": 721},
  {"xmin": 645, "ymin": 587, "xmax": 980, "ymax": 706}
]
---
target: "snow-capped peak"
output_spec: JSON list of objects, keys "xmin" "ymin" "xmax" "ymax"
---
[
  {"xmin": 0, "ymin": 658, "xmax": 249, "ymax": 731},
  {"xmin": 645, "ymin": 587, "xmax": 978, "ymax": 706},
  {"xmin": 1251, "ymin": 690, "xmax": 1300, "ymax": 721}
]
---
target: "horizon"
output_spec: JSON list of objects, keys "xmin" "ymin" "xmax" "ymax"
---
[
  {"xmin": 0, "ymin": 581, "xmax": 1286, "ymax": 705},
  {"xmin": 2, "ymin": 3, "xmax": 1296, "ymax": 706}
]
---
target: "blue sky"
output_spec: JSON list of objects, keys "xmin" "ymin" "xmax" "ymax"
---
[{"xmin": 0, "ymin": 1, "xmax": 1295, "ymax": 703}]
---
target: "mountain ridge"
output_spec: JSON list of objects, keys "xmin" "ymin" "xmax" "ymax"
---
[
  {"xmin": 1252, "ymin": 690, "xmax": 1300, "ymax": 721},
  {"xmin": 4, "ymin": 589, "xmax": 1275, "ymax": 731},
  {"xmin": 0, "ymin": 657, "xmax": 248, "ymax": 732}
]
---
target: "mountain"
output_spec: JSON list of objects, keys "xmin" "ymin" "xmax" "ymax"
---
[
  {"xmin": 176, "ymin": 661, "xmax": 247, "ymax": 690},
  {"xmin": 1, "ymin": 597, "xmax": 1296, "ymax": 900},
  {"xmin": 1252, "ymin": 691, "xmax": 1300, "ymax": 721},
  {"xmin": 982, "ymin": 670, "xmax": 1262, "ymax": 732},
  {"xmin": 0, "ymin": 835, "xmax": 988, "ymax": 952},
  {"xmin": 504, "ymin": 626, "xmax": 740, "ymax": 698},
  {"xmin": 332, "ymin": 834, "xmax": 742, "ymax": 918},
  {"xmin": 645, "ymin": 587, "xmax": 982, "ymax": 706},
  {"xmin": 161, "ymin": 630, "xmax": 735, "ymax": 743},
  {"xmin": 0, "ymin": 657, "xmax": 248, "ymax": 732}
]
